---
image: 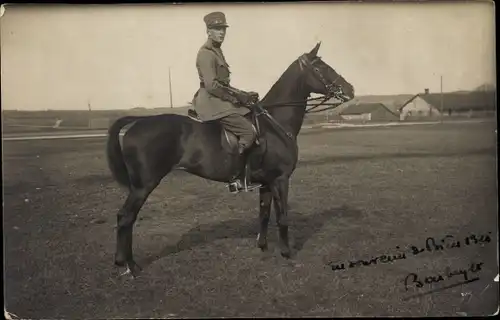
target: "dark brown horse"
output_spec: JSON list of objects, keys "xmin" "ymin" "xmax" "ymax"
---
[{"xmin": 106, "ymin": 42, "xmax": 355, "ymax": 277}]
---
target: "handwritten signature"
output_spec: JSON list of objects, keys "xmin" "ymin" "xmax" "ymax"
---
[
  {"xmin": 402, "ymin": 262, "xmax": 484, "ymax": 300},
  {"xmin": 404, "ymin": 262, "xmax": 483, "ymax": 291},
  {"xmin": 327, "ymin": 231, "xmax": 491, "ymax": 272}
]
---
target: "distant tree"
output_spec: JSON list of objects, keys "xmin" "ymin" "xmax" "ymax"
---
[{"xmin": 474, "ymin": 83, "xmax": 496, "ymax": 92}]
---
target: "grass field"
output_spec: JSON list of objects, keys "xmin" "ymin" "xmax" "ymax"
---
[{"xmin": 3, "ymin": 120, "xmax": 498, "ymax": 318}]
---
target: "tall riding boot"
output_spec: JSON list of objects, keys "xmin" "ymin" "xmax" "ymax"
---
[{"xmin": 227, "ymin": 145, "xmax": 262, "ymax": 193}]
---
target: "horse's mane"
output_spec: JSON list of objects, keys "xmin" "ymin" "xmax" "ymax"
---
[{"xmin": 260, "ymin": 58, "xmax": 302, "ymax": 104}]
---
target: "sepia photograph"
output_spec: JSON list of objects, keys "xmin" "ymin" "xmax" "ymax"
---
[{"xmin": 1, "ymin": 1, "xmax": 497, "ymax": 318}]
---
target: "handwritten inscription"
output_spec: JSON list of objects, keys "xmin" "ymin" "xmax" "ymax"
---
[
  {"xmin": 327, "ymin": 231, "xmax": 492, "ymax": 272},
  {"xmin": 410, "ymin": 233, "xmax": 492, "ymax": 256},
  {"xmin": 329, "ymin": 246, "xmax": 407, "ymax": 271}
]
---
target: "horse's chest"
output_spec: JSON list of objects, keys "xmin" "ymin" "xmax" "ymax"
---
[{"xmin": 264, "ymin": 146, "xmax": 297, "ymax": 174}]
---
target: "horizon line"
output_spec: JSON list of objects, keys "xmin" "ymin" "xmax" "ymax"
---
[{"xmin": 2, "ymin": 88, "xmax": 496, "ymax": 112}]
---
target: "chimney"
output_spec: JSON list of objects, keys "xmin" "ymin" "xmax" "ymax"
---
[{"xmin": 424, "ymin": 88, "xmax": 429, "ymax": 95}]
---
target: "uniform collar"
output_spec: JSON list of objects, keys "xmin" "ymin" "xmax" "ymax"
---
[
  {"xmin": 204, "ymin": 38, "xmax": 222, "ymax": 50},
  {"xmin": 203, "ymin": 38, "xmax": 228, "ymax": 67}
]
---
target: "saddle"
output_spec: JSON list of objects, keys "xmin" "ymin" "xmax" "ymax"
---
[
  {"xmin": 187, "ymin": 108, "xmax": 263, "ymax": 156},
  {"xmin": 188, "ymin": 107, "xmax": 266, "ymax": 193}
]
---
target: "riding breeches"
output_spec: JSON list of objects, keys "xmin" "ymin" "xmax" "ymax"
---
[{"xmin": 218, "ymin": 114, "xmax": 256, "ymax": 151}]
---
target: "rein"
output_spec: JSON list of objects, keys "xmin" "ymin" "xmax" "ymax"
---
[
  {"xmin": 258, "ymin": 95, "xmax": 342, "ymax": 114},
  {"xmin": 251, "ymin": 96, "xmax": 335, "ymax": 140},
  {"xmin": 260, "ymin": 95, "xmax": 332, "ymax": 108}
]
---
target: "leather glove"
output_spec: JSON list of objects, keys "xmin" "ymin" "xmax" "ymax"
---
[
  {"xmin": 248, "ymin": 93, "xmax": 259, "ymax": 105},
  {"xmin": 247, "ymin": 91, "xmax": 259, "ymax": 101},
  {"xmin": 228, "ymin": 95, "xmax": 241, "ymax": 105},
  {"xmin": 241, "ymin": 91, "xmax": 259, "ymax": 106},
  {"xmin": 234, "ymin": 92, "xmax": 253, "ymax": 105}
]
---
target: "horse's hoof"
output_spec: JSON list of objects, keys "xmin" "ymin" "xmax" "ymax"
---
[
  {"xmin": 118, "ymin": 266, "xmax": 133, "ymax": 279},
  {"xmin": 129, "ymin": 261, "xmax": 142, "ymax": 278},
  {"xmin": 258, "ymin": 242, "xmax": 268, "ymax": 251},
  {"xmin": 280, "ymin": 249, "xmax": 291, "ymax": 259},
  {"xmin": 118, "ymin": 261, "xmax": 142, "ymax": 279},
  {"xmin": 257, "ymin": 233, "xmax": 268, "ymax": 251}
]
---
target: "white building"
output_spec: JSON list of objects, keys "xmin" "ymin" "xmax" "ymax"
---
[{"xmin": 399, "ymin": 95, "xmax": 441, "ymax": 120}]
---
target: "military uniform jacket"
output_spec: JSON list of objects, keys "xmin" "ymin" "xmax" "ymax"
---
[{"xmin": 192, "ymin": 39, "xmax": 249, "ymax": 121}]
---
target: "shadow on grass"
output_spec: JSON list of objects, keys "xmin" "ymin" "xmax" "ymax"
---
[
  {"xmin": 72, "ymin": 148, "xmax": 495, "ymax": 189},
  {"xmin": 140, "ymin": 205, "xmax": 363, "ymax": 267},
  {"xmin": 298, "ymin": 148, "xmax": 495, "ymax": 167},
  {"xmin": 74, "ymin": 174, "xmax": 116, "ymax": 186}
]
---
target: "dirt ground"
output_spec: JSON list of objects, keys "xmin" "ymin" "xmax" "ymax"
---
[{"xmin": 3, "ymin": 121, "xmax": 498, "ymax": 318}]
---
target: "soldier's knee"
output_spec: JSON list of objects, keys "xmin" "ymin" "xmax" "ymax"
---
[{"xmin": 238, "ymin": 125, "xmax": 256, "ymax": 147}]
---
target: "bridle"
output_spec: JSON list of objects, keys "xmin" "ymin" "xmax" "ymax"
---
[
  {"xmin": 251, "ymin": 53, "xmax": 351, "ymax": 142},
  {"xmin": 257, "ymin": 53, "xmax": 350, "ymax": 111},
  {"xmin": 298, "ymin": 54, "xmax": 339, "ymax": 98},
  {"xmin": 298, "ymin": 53, "xmax": 349, "ymax": 113}
]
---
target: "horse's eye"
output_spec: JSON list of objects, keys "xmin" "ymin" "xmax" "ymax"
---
[{"xmin": 314, "ymin": 68, "xmax": 320, "ymax": 72}]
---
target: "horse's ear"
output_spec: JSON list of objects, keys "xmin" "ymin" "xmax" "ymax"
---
[{"xmin": 309, "ymin": 41, "xmax": 321, "ymax": 57}]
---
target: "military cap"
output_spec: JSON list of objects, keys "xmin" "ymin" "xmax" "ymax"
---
[{"xmin": 204, "ymin": 11, "xmax": 229, "ymax": 28}]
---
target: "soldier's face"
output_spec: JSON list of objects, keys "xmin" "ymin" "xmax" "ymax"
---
[{"xmin": 207, "ymin": 27, "xmax": 227, "ymax": 43}]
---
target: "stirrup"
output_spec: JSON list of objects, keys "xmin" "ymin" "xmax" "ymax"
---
[
  {"xmin": 242, "ymin": 170, "xmax": 262, "ymax": 192},
  {"xmin": 228, "ymin": 180, "xmax": 242, "ymax": 194},
  {"xmin": 227, "ymin": 179, "xmax": 261, "ymax": 194},
  {"xmin": 227, "ymin": 167, "xmax": 262, "ymax": 193}
]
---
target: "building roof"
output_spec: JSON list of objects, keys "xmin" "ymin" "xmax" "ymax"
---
[
  {"xmin": 340, "ymin": 102, "xmax": 399, "ymax": 116},
  {"xmin": 416, "ymin": 91, "xmax": 496, "ymax": 111},
  {"xmin": 332, "ymin": 90, "xmax": 496, "ymax": 115},
  {"xmin": 332, "ymin": 94, "xmax": 416, "ymax": 115},
  {"xmin": 290, "ymin": 89, "xmax": 495, "ymax": 116}
]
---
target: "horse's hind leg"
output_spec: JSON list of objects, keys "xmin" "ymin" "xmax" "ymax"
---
[
  {"xmin": 257, "ymin": 185, "xmax": 272, "ymax": 251},
  {"xmin": 115, "ymin": 180, "xmax": 159, "ymax": 277}
]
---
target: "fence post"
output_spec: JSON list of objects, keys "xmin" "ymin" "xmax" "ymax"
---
[{"xmin": 88, "ymin": 101, "xmax": 92, "ymax": 129}]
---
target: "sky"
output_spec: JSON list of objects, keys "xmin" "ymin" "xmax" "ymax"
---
[{"xmin": 0, "ymin": 2, "xmax": 496, "ymax": 110}]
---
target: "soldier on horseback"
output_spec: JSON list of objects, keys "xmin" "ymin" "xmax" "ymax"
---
[{"xmin": 191, "ymin": 11, "xmax": 262, "ymax": 193}]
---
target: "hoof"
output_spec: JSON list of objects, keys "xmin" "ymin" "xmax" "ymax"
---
[
  {"xmin": 280, "ymin": 249, "xmax": 291, "ymax": 259},
  {"xmin": 118, "ymin": 261, "xmax": 142, "ymax": 279},
  {"xmin": 256, "ymin": 233, "xmax": 268, "ymax": 251},
  {"xmin": 258, "ymin": 242, "xmax": 268, "ymax": 251}
]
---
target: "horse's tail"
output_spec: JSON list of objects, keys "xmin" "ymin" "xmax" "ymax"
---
[{"xmin": 106, "ymin": 116, "xmax": 144, "ymax": 189}]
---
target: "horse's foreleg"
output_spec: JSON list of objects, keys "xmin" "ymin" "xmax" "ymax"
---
[
  {"xmin": 115, "ymin": 185, "xmax": 155, "ymax": 277},
  {"xmin": 271, "ymin": 176, "xmax": 291, "ymax": 258},
  {"xmin": 257, "ymin": 185, "xmax": 272, "ymax": 251}
]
